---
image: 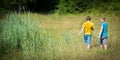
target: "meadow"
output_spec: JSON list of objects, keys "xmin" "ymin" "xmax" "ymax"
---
[{"xmin": 0, "ymin": 12, "xmax": 120, "ymax": 60}]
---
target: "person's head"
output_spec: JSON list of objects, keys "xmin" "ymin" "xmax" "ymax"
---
[
  {"xmin": 86, "ymin": 16, "xmax": 91, "ymax": 21},
  {"xmin": 100, "ymin": 17, "xmax": 106, "ymax": 22}
]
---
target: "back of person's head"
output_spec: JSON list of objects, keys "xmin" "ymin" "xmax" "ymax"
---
[
  {"xmin": 101, "ymin": 17, "xmax": 106, "ymax": 21},
  {"xmin": 86, "ymin": 16, "xmax": 91, "ymax": 21}
]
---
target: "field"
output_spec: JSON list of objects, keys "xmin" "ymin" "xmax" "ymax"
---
[{"xmin": 0, "ymin": 12, "xmax": 120, "ymax": 60}]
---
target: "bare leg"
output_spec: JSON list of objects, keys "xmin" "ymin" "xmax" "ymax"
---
[
  {"xmin": 87, "ymin": 44, "xmax": 90, "ymax": 50},
  {"xmin": 100, "ymin": 44, "xmax": 103, "ymax": 48},
  {"xmin": 104, "ymin": 44, "xmax": 107, "ymax": 50}
]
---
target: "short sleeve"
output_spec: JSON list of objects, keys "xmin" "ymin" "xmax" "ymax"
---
[
  {"xmin": 101, "ymin": 23, "xmax": 103, "ymax": 26},
  {"xmin": 82, "ymin": 23, "xmax": 85, "ymax": 28},
  {"xmin": 91, "ymin": 23, "xmax": 94, "ymax": 30}
]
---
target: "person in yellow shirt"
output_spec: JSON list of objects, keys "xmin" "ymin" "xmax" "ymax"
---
[{"xmin": 78, "ymin": 16, "xmax": 94, "ymax": 49}]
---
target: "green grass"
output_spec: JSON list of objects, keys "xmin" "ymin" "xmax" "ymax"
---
[{"xmin": 0, "ymin": 12, "xmax": 120, "ymax": 60}]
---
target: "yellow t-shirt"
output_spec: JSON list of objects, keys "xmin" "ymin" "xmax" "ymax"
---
[{"xmin": 82, "ymin": 21, "xmax": 94, "ymax": 35}]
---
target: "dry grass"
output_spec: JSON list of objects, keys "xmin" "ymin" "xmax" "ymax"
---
[{"xmin": 1, "ymin": 13, "xmax": 120, "ymax": 60}]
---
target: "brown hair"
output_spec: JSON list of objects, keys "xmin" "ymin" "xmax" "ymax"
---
[
  {"xmin": 86, "ymin": 16, "xmax": 91, "ymax": 20},
  {"xmin": 101, "ymin": 17, "xmax": 106, "ymax": 21}
]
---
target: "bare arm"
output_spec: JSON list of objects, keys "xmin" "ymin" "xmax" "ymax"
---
[
  {"xmin": 78, "ymin": 27, "xmax": 84, "ymax": 36},
  {"xmin": 99, "ymin": 26, "xmax": 103, "ymax": 38}
]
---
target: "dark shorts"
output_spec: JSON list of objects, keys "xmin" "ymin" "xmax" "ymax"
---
[
  {"xmin": 99, "ymin": 37, "xmax": 107, "ymax": 44},
  {"xmin": 84, "ymin": 35, "xmax": 91, "ymax": 45}
]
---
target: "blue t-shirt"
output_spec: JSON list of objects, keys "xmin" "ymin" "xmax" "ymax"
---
[{"xmin": 101, "ymin": 22, "xmax": 108, "ymax": 38}]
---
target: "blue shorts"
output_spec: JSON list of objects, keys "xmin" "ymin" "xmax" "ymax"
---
[
  {"xmin": 84, "ymin": 35, "xmax": 92, "ymax": 45},
  {"xmin": 99, "ymin": 37, "xmax": 107, "ymax": 44}
]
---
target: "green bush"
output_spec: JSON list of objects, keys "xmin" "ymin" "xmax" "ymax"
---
[
  {"xmin": 57, "ymin": 0, "xmax": 92, "ymax": 14},
  {"xmin": 57, "ymin": 0, "xmax": 120, "ymax": 14}
]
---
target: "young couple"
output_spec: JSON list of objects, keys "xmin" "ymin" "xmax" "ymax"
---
[{"xmin": 78, "ymin": 16, "xmax": 108, "ymax": 50}]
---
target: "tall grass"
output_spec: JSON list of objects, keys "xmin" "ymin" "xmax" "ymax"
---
[
  {"xmin": 0, "ymin": 13, "xmax": 50, "ymax": 59},
  {"xmin": 0, "ymin": 12, "xmax": 120, "ymax": 60}
]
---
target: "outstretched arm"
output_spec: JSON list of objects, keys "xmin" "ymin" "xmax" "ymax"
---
[
  {"xmin": 99, "ymin": 26, "xmax": 103, "ymax": 38},
  {"xmin": 78, "ymin": 27, "xmax": 84, "ymax": 37}
]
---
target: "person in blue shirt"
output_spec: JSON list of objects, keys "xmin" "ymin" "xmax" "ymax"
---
[{"xmin": 99, "ymin": 17, "xmax": 108, "ymax": 50}]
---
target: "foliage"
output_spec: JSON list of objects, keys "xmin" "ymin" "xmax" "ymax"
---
[
  {"xmin": 0, "ymin": 0, "xmax": 120, "ymax": 14},
  {"xmin": 0, "ymin": 13, "xmax": 49, "ymax": 58},
  {"xmin": 0, "ymin": 12, "xmax": 120, "ymax": 60},
  {"xmin": 57, "ymin": 0, "xmax": 120, "ymax": 14},
  {"xmin": 57, "ymin": 0, "xmax": 92, "ymax": 14}
]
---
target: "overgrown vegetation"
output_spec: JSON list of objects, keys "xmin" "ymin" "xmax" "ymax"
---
[
  {"xmin": 0, "ymin": 13, "xmax": 50, "ymax": 59},
  {"xmin": 0, "ymin": 12, "xmax": 120, "ymax": 60},
  {"xmin": 0, "ymin": 0, "xmax": 120, "ymax": 60},
  {"xmin": 0, "ymin": 0, "xmax": 120, "ymax": 13}
]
